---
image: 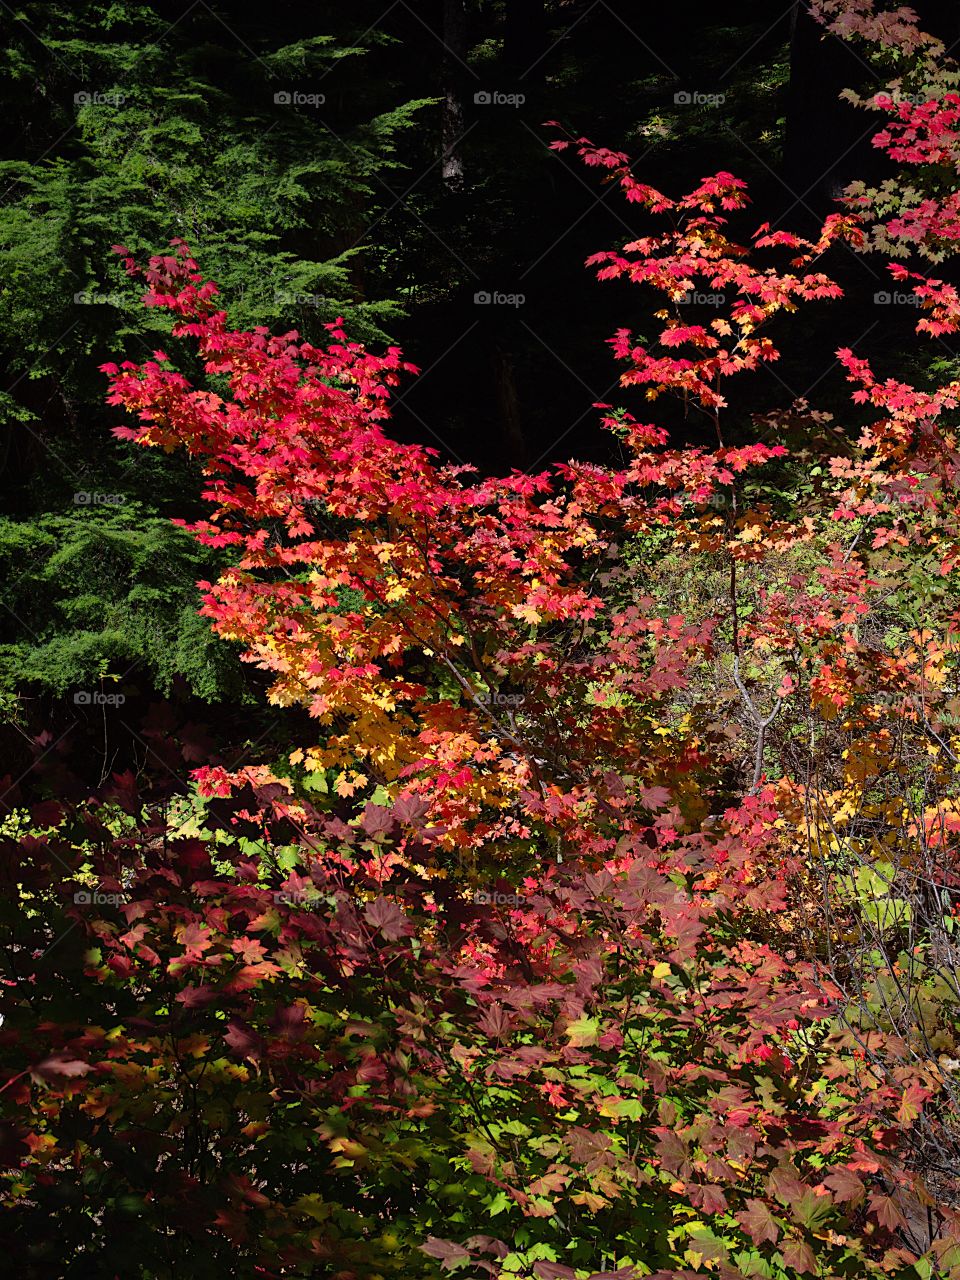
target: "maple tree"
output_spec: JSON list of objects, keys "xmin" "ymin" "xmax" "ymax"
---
[{"xmin": 7, "ymin": 4, "xmax": 960, "ymax": 1277}]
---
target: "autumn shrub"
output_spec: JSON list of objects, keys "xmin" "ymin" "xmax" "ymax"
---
[{"xmin": 8, "ymin": 5, "xmax": 960, "ymax": 1276}]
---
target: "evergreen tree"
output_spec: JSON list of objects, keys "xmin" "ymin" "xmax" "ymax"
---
[{"xmin": 0, "ymin": 1, "xmax": 429, "ymax": 703}]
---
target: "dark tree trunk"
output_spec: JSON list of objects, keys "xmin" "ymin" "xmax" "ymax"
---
[
  {"xmin": 491, "ymin": 343, "xmax": 528, "ymax": 469},
  {"xmin": 504, "ymin": 0, "xmax": 547, "ymax": 86},
  {"xmin": 442, "ymin": 0, "xmax": 467, "ymax": 190}
]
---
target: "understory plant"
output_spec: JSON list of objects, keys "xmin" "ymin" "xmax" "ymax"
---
[{"xmin": 7, "ymin": 3, "xmax": 960, "ymax": 1276}]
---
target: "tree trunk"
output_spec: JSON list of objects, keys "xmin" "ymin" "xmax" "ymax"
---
[
  {"xmin": 504, "ymin": 0, "xmax": 547, "ymax": 87},
  {"xmin": 491, "ymin": 343, "xmax": 528, "ymax": 469},
  {"xmin": 442, "ymin": 0, "xmax": 467, "ymax": 190}
]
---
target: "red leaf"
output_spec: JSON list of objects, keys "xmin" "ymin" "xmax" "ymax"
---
[
  {"xmin": 823, "ymin": 1166, "xmax": 865, "ymax": 1205},
  {"xmin": 736, "ymin": 1198, "xmax": 779, "ymax": 1245},
  {"xmin": 271, "ymin": 1003, "xmax": 308, "ymax": 1040},
  {"xmin": 361, "ymin": 803, "xmax": 394, "ymax": 837},
  {"xmin": 175, "ymin": 985, "xmax": 218, "ymax": 1009},
  {"xmin": 364, "ymin": 897, "xmax": 409, "ymax": 940},
  {"xmin": 178, "ymin": 922, "xmax": 213, "ymax": 954},
  {"xmin": 392, "ymin": 794, "xmax": 431, "ymax": 826},
  {"xmin": 688, "ymin": 1182, "xmax": 728, "ymax": 1214},
  {"xmin": 224, "ymin": 1020, "xmax": 262, "ymax": 1061},
  {"xmin": 420, "ymin": 1237, "xmax": 471, "ymax": 1269},
  {"xmin": 477, "ymin": 1002, "xmax": 512, "ymax": 1040},
  {"xmin": 781, "ymin": 1240, "xmax": 817, "ymax": 1274},
  {"xmin": 869, "ymin": 1193, "xmax": 906, "ymax": 1232}
]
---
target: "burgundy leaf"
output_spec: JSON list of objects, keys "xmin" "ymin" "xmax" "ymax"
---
[
  {"xmin": 420, "ymin": 1237, "xmax": 471, "ymax": 1269},
  {"xmin": 781, "ymin": 1240, "xmax": 817, "ymax": 1274},
  {"xmin": 364, "ymin": 897, "xmax": 409, "ymax": 940},
  {"xmin": 224, "ymin": 1020, "xmax": 262, "ymax": 1061},
  {"xmin": 361, "ymin": 803, "xmax": 394, "ymax": 837},
  {"xmin": 392, "ymin": 794, "xmax": 431, "ymax": 826},
  {"xmin": 736, "ymin": 1198, "xmax": 779, "ymax": 1245},
  {"xmin": 823, "ymin": 1166, "xmax": 866, "ymax": 1205},
  {"xmin": 175, "ymin": 984, "xmax": 219, "ymax": 1009}
]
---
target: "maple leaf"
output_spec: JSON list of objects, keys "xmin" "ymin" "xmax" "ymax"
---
[
  {"xmin": 780, "ymin": 1240, "xmax": 817, "ymax": 1274},
  {"xmin": 736, "ymin": 1198, "xmax": 779, "ymax": 1245},
  {"xmin": 688, "ymin": 1182, "xmax": 728, "ymax": 1214},
  {"xmin": 32, "ymin": 1056, "xmax": 92, "ymax": 1081},
  {"xmin": 392, "ymin": 793, "xmax": 431, "ymax": 826},
  {"xmin": 177, "ymin": 922, "xmax": 214, "ymax": 954},
  {"xmin": 869, "ymin": 1193, "xmax": 906, "ymax": 1232},
  {"xmin": 223, "ymin": 1020, "xmax": 262, "ymax": 1061},
  {"xmin": 175, "ymin": 985, "xmax": 219, "ymax": 1009},
  {"xmin": 823, "ymin": 1166, "xmax": 865, "ymax": 1204},
  {"xmin": 271, "ymin": 1004, "xmax": 308, "ymax": 1041},
  {"xmin": 896, "ymin": 1080, "xmax": 928, "ymax": 1125},
  {"xmin": 364, "ymin": 897, "xmax": 409, "ymax": 940},
  {"xmin": 361, "ymin": 803, "xmax": 394, "ymax": 837},
  {"xmin": 639, "ymin": 784, "xmax": 671, "ymax": 809},
  {"xmin": 564, "ymin": 1014, "xmax": 601, "ymax": 1047},
  {"xmin": 420, "ymin": 1238, "xmax": 471, "ymax": 1269},
  {"xmin": 477, "ymin": 1002, "xmax": 512, "ymax": 1040}
]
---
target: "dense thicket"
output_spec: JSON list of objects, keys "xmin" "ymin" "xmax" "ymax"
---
[{"xmin": 6, "ymin": 4, "xmax": 960, "ymax": 1278}]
